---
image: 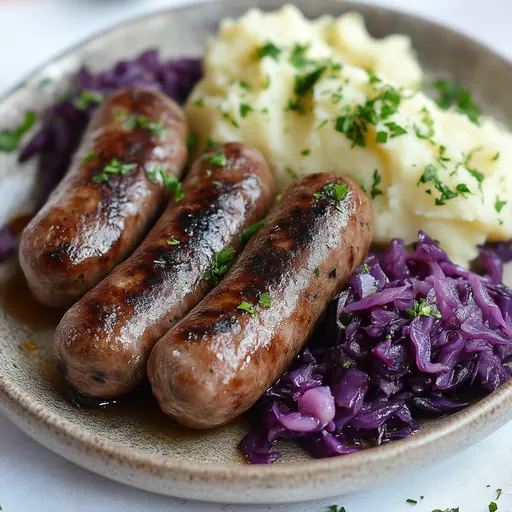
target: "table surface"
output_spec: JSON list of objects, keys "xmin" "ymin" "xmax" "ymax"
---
[{"xmin": 1, "ymin": 0, "xmax": 511, "ymax": 510}]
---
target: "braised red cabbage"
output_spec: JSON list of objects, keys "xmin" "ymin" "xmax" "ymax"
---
[{"xmin": 239, "ymin": 232, "xmax": 512, "ymax": 463}]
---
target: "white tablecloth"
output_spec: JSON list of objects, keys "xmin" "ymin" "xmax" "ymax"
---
[{"xmin": 1, "ymin": 1, "xmax": 511, "ymax": 510}]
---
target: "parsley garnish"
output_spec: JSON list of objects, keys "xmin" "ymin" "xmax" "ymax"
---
[
  {"xmin": 205, "ymin": 247, "xmax": 235, "ymax": 285},
  {"xmin": 489, "ymin": 502, "xmax": 498, "ymax": 512},
  {"xmin": 314, "ymin": 267, "xmax": 320, "ymax": 277},
  {"xmin": 414, "ymin": 107, "xmax": 435, "ymax": 142},
  {"xmin": 206, "ymin": 138, "xmax": 219, "ymax": 148},
  {"xmin": 335, "ymin": 86, "xmax": 401, "ymax": 147},
  {"xmin": 431, "ymin": 79, "xmax": 481, "ymax": 124},
  {"xmin": 317, "ymin": 119, "xmax": 328, "ymax": 130},
  {"xmin": 455, "ymin": 183, "xmax": 471, "ymax": 197},
  {"xmin": 73, "ymin": 90, "xmax": 103, "ymax": 111},
  {"xmin": 259, "ymin": 293, "xmax": 271, "ymax": 308},
  {"xmin": 323, "ymin": 183, "xmax": 349, "ymax": 202},
  {"xmin": 92, "ymin": 159, "xmax": 137, "ymax": 183},
  {"xmin": 146, "ymin": 166, "xmax": 183, "ymax": 201},
  {"xmin": 496, "ymin": 489, "xmax": 503, "ymax": 500},
  {"xmin": 237, "ymin": 300, "xmax": 258, "ymax": 315},
  {"xmin": 361, "ymin": 263, "xmax": 370, "ymax": 273},
  {"xmin": 207, "ymin": 151, "xmax": 229, "ymax": 167},
  {"xmin": 186, "ymin": 133, "xmax": 198, "ymax": 150},
  {"xmin": 301, "ymin": 149, "xmax": 311, "ymax": 156},
  {"xmin": 222, "ymin": 111, "xmax": 239, "ymax": 128},
  {"xmin": 376, "ymin": 131, "xmax": 388, "ymax": 143},
  {"xmin": 289, "ymin": 42, "xmax": 313, "ymax": 68},
  {"xmin": 206, "ymin": 169, "xmax": 213, "ymax": 177},
  {"xmin": 418, "ymin": 165, "xmax": 462, "ymax": 206},
  {"xmin": 257, "ymin": 42, "xmax": 281, "ymax": 61},
  {"xmin": 239, "ymin": 80, "xmax": 251, "ymax": 90},
  {"xmin": 286, "ymin": 167, "xmax": 298, "ymax": 179},
  {"xmin": 121, "ymin": 114, "xmax": 167, "ymax": 137},
  {"xmin": 492, "ymin": 151, "xmax": 500, "ymax": 162},
  {"xmin": 371, "ymin": 169, "xmax": 383, "ymax": 199},
  {"xmin": 167, "ymin": 238, "xmax": 180, "ymax": 246},
  {"xmin": 276, "ymin": 193, "xmax": 282, "ymax": 201},
  {"xmin": 263, "ymin": 74, "xmax": 271, "ymax": 89},
  {"xmin": 192, "ymin": 97, "xmax": 204, "ymax": 107},
  {"xmin": 406, "ymin": 498, "xmax": 418, "ymax": 504},
  {"xmin": 81, "ymin": 151, "xmax": 96, "ymax": 164},
  {"xmin": 239, "ymin": 220, "xmax": 264, "ymax": 243},
  {"xmin": 328, "ymin": 506, "xmax": 346, "ymax": 512},
  {"xmin": 0, "ymin": 111, "xmax": 37, "ymax": 152},
  {"xmin": 385, "ymin": 121, "xmax": 407, "ymax": 138},
  {"xmin": 406, "ymin": 299, "xmax": 442, "ymax": 319},
  {"xmin": 495, "ymin": 197, "xmax": 507, "ymax": 213},
  {"xmin": 365, "ymin": 68, "xmax": 382, "ymax": 85},
  {"xmin": 239, "ymin": 103, "xmax": 254, "ymax": 118},
  {"xmin": 147, "ymin": 120, "xmax": 168, "ymax": 137}
]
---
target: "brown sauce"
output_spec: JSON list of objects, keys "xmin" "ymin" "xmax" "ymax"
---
[{"xmin": 0, "ymin": 267, "xmax": 63, "ymax": 330}]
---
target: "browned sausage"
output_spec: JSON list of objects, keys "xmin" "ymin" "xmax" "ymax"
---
[
  {"xmin": 148, "ymin": 172, "xmax": 373, "ymax": 429},
  {"xmin": 19, "ymin": 87, "xmax": 188, "ymax": 308},
  {"xmin": 54, "ymin": 143, "xmax": 276, "ymax": 399}
]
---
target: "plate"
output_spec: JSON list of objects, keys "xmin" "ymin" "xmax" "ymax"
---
[{"xmin": 1, "ymin": 0, "xmax": 512, "ymax": 504}]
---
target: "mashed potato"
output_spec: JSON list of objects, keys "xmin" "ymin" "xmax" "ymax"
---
[{"xmin": 185, "ymin": 5, "xmax": 512, "ymax": 266}]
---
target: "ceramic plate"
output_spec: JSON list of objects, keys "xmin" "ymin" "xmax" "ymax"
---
[{"xmin": 1, "ymin": 0, "xmax": 512, "ymax": 504}]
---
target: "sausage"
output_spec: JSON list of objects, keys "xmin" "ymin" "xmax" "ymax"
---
[
  {"xmin": 148, "ymin": 172, "xmax": 373, "ymax": 429},
  {"xmin": 19, "ymin": 87, "xmax": 188, "ymax": 308},
  {"xmin": 54, "ymin": 143, "xmax": 276, "ymax": 399}
]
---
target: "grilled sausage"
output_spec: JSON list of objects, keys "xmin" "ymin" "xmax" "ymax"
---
[
  {"xmin": 148, "ymin": 172, "xmax": 373, "ymax": 429},
  {"xmin": 20, "ymin": 87, "xmax": 188, "ymax": 308},
  {"xmin": 54, "ymin": 143, "xmax": 276, "ymax": 399}
]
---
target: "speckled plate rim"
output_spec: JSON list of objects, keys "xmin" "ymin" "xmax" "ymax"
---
[{"xmin": 1, "ymin": 0, "xmax": 512, "ymax": 503}]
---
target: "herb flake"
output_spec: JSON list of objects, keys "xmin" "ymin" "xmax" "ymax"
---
[
  {"xmin": 205, "ymin": 247, "xmax": 235, "ymax": 286},
  {"xmin": 0, "ymin": 111, "xmax": 37, "ymax": 152},
  {"xmin": 237, "ymin": 300, "xmax": 258, "ymax": 315}
]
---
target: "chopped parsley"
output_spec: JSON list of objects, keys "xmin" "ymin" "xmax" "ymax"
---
[
  {"xmin": 385, "ymin": 121, "xmax": 408, "ymax": 138},
  {"xmin": 146, "ymin": 166, "xmax": 183, "ymax": 201},
  {"xmin": 495, "ymin": 197, "xmax": 507, "ymax": 213},
  {"xmin": 259, "ymin": 292, "xmax": 271, "ymax": 308},
  {"xmin": 361, "ymin": 263, "xmax": 370, "ymax": 273},
  {"xmin": 92, "ymin": 159, "xmax": 137, "ymax": 183},
  {"xmin": 335, "ymin": 85, "xmax": 401, "ymax": 147},
  {"xmin": 239, "ymin": 103, "xmax": 254, "ymax": 118},
  {"xmin": 376, "ymin": 131, "xmax": 388, "ymax": 143},
  {"xmin": 206, "ymin": 138, "xmax": 219, "ymax": 148},
  {"xmin": 39, "ymin": 77, "xmax": 54, "ymax": 86},
  {"xmin": 406, "ymin": 498, "xmax": 418, "ymax": 505},
  {"xmin": 492, "ymin": 151, "xmax": 500, "ymax": 162},
  {"xmin": 417, "ymin": 165, "xmax": 463, "ymax": 206},
  {"xmin": 314, "ymin": 267, "xmax": 320, "ymax": 277},
  {"xmin": 496, "ymin": 489, "xmax": 503, "ymax": 500},
  {"xmin": 222, "ymin": 111, "xmax": 239, "ymax": 128},
  {"xmin": 276, "ymin": 193, "xmax": 282, "ymax": 201},
  {"xmin": 81, "ymin": 151, "xmax": 96, "ymax": 164},
  {"xmin": 328, "ymin": 505, "xmax": 346, "ymax": 512},
  {"xmin": 239, "ymin": 220, "xmax": 264, "ymax": 243},
  {"xmin": 371, "ymin": 169, "xmax": 383, "ymax": 199},
  {"xmin": 206, "ymin": 169, "xmax": 213, "ymax": 177},
  {"xmin": 289, "ymin": 42, "xmax": 313, "ymax": 68},
  {"xmin": 122, "ymin": 114, "xmax": 167, "ymax": 137},
  {"xmin": 256, "ymin": 42, "xmax": 281, "ymax": 61},
  {"xmin": 365, "ymin": 68, "xmax": 382, "ymax": 85},
  {"xmin": 286, "ymin": 167, "xmax": 298, "ymax": 179},
  {"xmin": 314, "ymin": 182, "xmax": 348, "ymax": 212},
  {"xmin": 431, "ymin": 79, "xmax": 481, "ymax": 124},
  {"xmin": 489, "ymin": 502, "xmax": 498, "ymax": 512},
  {"xmin": 263, "ymin": 74, "xmax": 271, "ymax": 89},
  {"xmin": 239, "ymin": 80, "xmax": 251, "ymax": 90},
  {"xmin": 192, "ymin": 97, "xmax": 204, "ymax": 107},
  {"xmin": 317, "ymin": 119, "xmax": 329, "ymax": 130},
  {"xmin": 414, "ymin": 107, "xmax": 435, "ymax": 142},
  {"xmin": 0, "ymin": 111, "xmax": 37, "ymax": 152},
  {"xmin": 406, "ymin": 299, "xmax": 442, "ymax": 319},
  {"xmin": 205, "ymin": 247, "xmax": 235, "ymax": 285},
  {"xmin": 207, "ymin": 151, "xmax": 229, "ymax": 167},
  {"xmin": 455, "ymin": 183, "xmax": 471, "ymax": 197},
  {"xmin": 186, "ymin": 133, "xmax": 198, "ymax": 150},
  {"xmin": 237, "ymin": 300, "xmax": 258, "ymax": 315},
  {"xmin": 167, "ymin": 238, "xmax": 180, "ymax": 246},
  {"xmin": 301, "ymin": 149, "xmax": 311, "ymax": 156},
  {"xmin": 73, "ymin": 90, "xmax": 103, "ymax": 111}
]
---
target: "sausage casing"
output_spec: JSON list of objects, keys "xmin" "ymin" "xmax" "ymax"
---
[
  {"xmin": 54, "ymin": 143, "xmax": 276, "ymax": 399},
  {"xmin": 20, "ymin": 87, "xmax": 188, "ymax": 308},
  {"xmin": 148, "ymin": 172, "xmax": 373, "ymax": 428}
]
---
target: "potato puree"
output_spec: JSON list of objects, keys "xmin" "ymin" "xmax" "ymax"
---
[{"xmin": 186, "ymin": 5, "xmax": 512, "ymax": 266}]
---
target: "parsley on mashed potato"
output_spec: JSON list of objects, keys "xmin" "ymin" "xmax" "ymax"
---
[{"xmin": 186, "ymin": 4, "xmax": 512, "ymax": 266}]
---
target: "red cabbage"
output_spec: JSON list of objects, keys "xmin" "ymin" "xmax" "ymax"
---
[{"xmin": 240, "ymin": 231, "xmax": 512, "ymax": 464}]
